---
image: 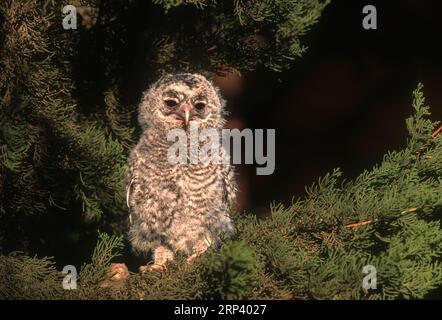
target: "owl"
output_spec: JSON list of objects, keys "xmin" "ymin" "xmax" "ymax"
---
[{"xmin": 126, "ymin": 73, "xmax": 236, "ymax": 272}]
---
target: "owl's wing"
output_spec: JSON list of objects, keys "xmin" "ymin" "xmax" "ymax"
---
[
  {"xmin": 222, "ymin": 164, "xmax": 237, "ymax": 210},
  {"xmin": 126, "ymin": 177, "xmax": 134, "ymax": 224},
  {"xmin": 126, "ymin": 155, "xmax": 137, "ymax": 225},
  {"xmin": 126, "ymin": 178, "xmax": 134, "ymax": 208}
]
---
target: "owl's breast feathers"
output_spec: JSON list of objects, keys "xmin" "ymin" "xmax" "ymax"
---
[{"xmin": 127, "ymin": 144, "xmax": 235, "ymax": 221}]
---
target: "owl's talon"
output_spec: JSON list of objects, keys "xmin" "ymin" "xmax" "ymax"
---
[
  {"xmin": 139, "ymin": 264, "xmax": 166, "ymax": 273},
  {"xmin": 106, "ymin": 263, "xmax": 129, "ymax": 281},
  {"xmin": 100, "ymin": 263, "xmax": 129, "ymax": 288},
  {"xmin": 186, "ymin": 254, "xmax": 199, "ymax": 264}
]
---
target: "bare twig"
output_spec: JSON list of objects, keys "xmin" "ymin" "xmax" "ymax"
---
[
  {"xmin": 432, "ymin": 124, "xmax": 442, "ymax": 138},
  {"xmin": 345, "ymin": 208, "xmax": 417, "ymax": 229}
]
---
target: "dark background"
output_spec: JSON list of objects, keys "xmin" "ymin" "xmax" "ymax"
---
[{"xmin": 224, "ymin": 0, "xmax": 442, "ymax": 213}]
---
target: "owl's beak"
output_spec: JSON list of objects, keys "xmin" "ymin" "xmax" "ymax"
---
[
  {"xmin": 184, "ymin": 109, "xmax": 190, "ymax": 128},
  {"xmin": 179, "ymin": 103, "xmax": 193, "ymax": 128}
]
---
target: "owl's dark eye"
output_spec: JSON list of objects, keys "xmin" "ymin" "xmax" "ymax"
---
[
  {"xmin": 194, "ymin": 101, "xmax": 206, "ymax": 110},
  {"xmin": 164, "ymin": 98, "xmax": 178, "ymax": 108}
]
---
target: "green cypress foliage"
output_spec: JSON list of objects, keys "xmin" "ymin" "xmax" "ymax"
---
[{"xmin": 1, "ymin": 84, "xmax": 441, "ymax": 299}]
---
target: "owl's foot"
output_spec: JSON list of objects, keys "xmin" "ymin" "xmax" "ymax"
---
[
  {"xmin": 100, "ymin": 263, "xmax": 129, "ymax": 288},
  {"xmin": 186, "ymin": 240, "xmax": 211, "ymax": 264},
  {"xmin": 139, "ymin": 263, "xmax": 167, "ymax": 273},
  {"xmin": 186, "ymin": 253, "xmax": 200, "ymax": 264},
  {"xmin": 139, "ymin": 245, "xmax": 174, "ymax": 273},
  {"xmin": 107, "ymin": 263, "xmax": 130, "ymax": 281}
]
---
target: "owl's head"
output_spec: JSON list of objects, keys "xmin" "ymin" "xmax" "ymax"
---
[{"xmin": 138, "ymin": 73, "xmax": 226, "ymax": 132}]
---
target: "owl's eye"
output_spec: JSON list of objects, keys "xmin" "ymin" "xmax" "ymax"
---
[
  {"xmin": 164, "ymin": 98, "xmax": 179, "ymax": 108},
  {"xmin": 194, "ymin": 101, "xmax": 206, "ymax": 110}
]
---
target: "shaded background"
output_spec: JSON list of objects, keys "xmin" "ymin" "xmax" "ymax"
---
[{"xmin": 221, "ymin": 0, "xmax": 442, "ymax": 213}]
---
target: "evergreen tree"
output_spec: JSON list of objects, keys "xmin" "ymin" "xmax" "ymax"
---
[
  {"xmin": 1, "ymin": 0, "xmax": 442, "ymax": 299},
  {"xmin": 0, "ymin": 0, "xmax": 329, "ymax": 256}
]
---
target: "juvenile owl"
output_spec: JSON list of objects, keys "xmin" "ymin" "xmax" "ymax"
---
[{"xmin": 127, "ymin": 73, "xmax": 236, "ymax": 272}]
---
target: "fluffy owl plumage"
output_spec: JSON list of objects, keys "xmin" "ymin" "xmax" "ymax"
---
[{"xmin": 127, "ymin": 73, "xmax": 236, "ymax": 269}]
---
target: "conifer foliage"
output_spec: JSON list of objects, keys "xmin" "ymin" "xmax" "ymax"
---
[{"xmin": 1, "ymin": 0, "xmax": 442, "ymax": 299}]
